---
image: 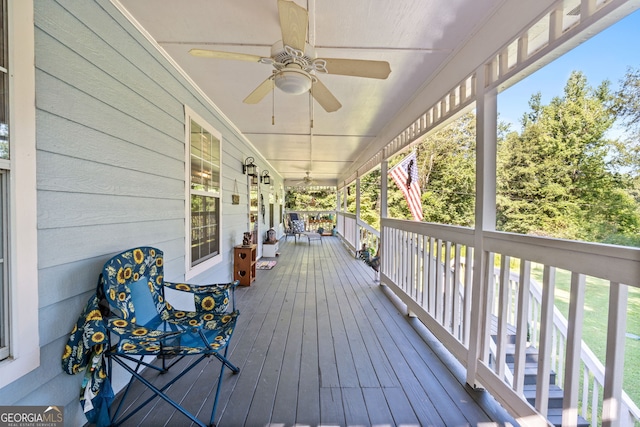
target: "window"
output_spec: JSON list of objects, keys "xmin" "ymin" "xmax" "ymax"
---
[
  {"xmin": 185, "ymin": 107, "xmax": 222, "ymax": 278},
  {"xmin": 0, "ymin": 0, "xmax": 39, "ymax": 388}
]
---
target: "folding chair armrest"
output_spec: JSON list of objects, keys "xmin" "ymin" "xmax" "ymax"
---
[
  {"xmin": 164, "ymin": 280, "xmax": 239, "ymax": 313},
  {"xmin": 164, "ymin": 280, "xmax": 238, "ymax": 294}
]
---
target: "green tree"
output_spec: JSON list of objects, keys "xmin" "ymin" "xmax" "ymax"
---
[
  {"xmin": 286, "ymin": 188, "xmax": 336, "ymax": 210},
  {"xmin": 497, "ymin": 71, "xmax": 640, "ymax": 243},
  {"xmin": 386, "ymin": 112, "xmax": 477, "ymax": 225},
  {"xmin": 358, "ymin": 169, "xmax": 381, "ymax": 229},
  {"xmin": 418, "ymin": 111, "xmax": 476, "ymax": 226},
  {"xmin": 613, "ymin": 67, "xmax": 640, "ymax": 131}
]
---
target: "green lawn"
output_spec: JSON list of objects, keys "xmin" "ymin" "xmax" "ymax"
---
[{"xmin": 530, "ymin": 265, "xmax": 640, "ymax": 405}]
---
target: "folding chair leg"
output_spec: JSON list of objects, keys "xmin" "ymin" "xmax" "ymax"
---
[
  {"xmin": 210, "ymin": 346, "xmax": 236, "ymax": 426},
  {"xmin": 112, "ymin": 355, "xmax": 210, "ymax": 427},
  {"xmin": 212, "ymin": 351, "xmax": 240, "ymax": 373}
]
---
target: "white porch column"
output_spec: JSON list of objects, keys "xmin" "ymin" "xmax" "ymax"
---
[
  {"xmin": 343, "ymin": 183, "xmax": 348, "ymax": 212},
  {"xmin": 381, "ymin": 153, "xmax": 388, "ymax": 220},
  {"xmin": 355, "ymin": 175, "xmax": 361, "ymax": 253},
  {"xmin": 380, "ymin": 155, "xmax": 388, "ymax": 282},
  {"xmin": 466, "ymin": 63, "xmax": 498, "ymax": 388}
]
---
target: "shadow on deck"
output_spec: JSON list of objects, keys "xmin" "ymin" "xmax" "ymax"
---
[{"xmin": 110, "ymin": 236, "xmax": 518, "ymax": 426}]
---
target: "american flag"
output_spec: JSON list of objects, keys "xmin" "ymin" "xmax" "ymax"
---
[{"xmin": 389, "ymin": 151, "xmax": 423, "ymax": 221}]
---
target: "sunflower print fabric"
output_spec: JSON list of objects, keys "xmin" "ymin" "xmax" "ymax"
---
[
  {"xmin": 61, "ymin": 292, "xmax": 109, "ymax": 405},
  {"xmin": 102, "ymin": 247, "xmax": 166, "ymax": 322},
  {"xmin": 63, "ymin": 247, "xmax": 240, "ymax": 426},
  {"xmin": 101, "ymin": 247, "xmax": 239, "ymax": 355}
]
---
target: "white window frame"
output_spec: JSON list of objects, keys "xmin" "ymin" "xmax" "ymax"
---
[
  {"xmin": 184, "ymin": 106, "xmax": 222, "ymax": 280},
  {"xmin": 0, "ymin": 0, "xmax": 40, "ymax": 388}
]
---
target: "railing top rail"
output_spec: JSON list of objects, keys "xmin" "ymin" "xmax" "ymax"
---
[
  {"xmin": 381, "ymin": 217, "xmax": 475, "ymax": 246},
  {"xmin": 357, "ymin": 219, "xmax": 380, "ymax": 236},
  {"xmin": 287, "ymin": 210, "xmax": 337, "ymax": 215},
  {"xmin": 484, "ymin": 231, "xmax": 640, "ymax": 288},
  {"xmin": 338, "ymin": 212, "xmax": 357, "ymax": 220}
]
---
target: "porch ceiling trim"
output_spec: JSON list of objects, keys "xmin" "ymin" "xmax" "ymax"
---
[{"xmin": 339, "ymin": 0, "xmax": 640, "ymax": 187}]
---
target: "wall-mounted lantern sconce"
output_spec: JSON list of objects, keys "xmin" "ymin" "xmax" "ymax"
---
[
  {"xmin": 242, "ymin": 157, "xmax": 257, "ymax": 176},
  {"xmin": 250, "ymin": 174, "xmax": 259, "ymax": 186},
  {"xmin": 260, "ymin": 171, "xmax": 271, "ymax": 185}
]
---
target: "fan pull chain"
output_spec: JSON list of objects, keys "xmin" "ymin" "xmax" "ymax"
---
[
  {"xmin": 309, "ymin": 91, "xmax": 313, "ymax": 128},
  {"xmin": 272, "ymin": 83, "xmax": 275, "ymax": 125}
]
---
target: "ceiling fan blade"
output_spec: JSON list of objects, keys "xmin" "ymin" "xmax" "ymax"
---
[
  {"xmin": 243, "ymin": 77, "xmax": 274, "ymax": 104},
  {"xmin": 189, "ymin": 48, "xmax": 264, "ymax": 62},
  {"xmin": 278, "ymin": 0, "xmax": 308, "ymax": 52},
  {"xmin": 311, "ymin": 78, "xmax": 341, "ymax": 113},
  {"xmin": 321, "ymin": 58, "xmax": 391, "ymax": 79}
]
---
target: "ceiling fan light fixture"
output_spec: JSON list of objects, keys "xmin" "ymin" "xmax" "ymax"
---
[{"xmin": 274, "ymin": 69, "xmax": 312, "ymax": 95}]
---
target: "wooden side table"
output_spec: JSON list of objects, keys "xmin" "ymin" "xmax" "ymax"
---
[{"xmin": 234, "ymin": 244, "xmax": 256, "ymax": 286}]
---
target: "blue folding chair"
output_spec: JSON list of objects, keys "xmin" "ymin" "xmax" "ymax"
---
[{"xmin": 100, "ymin": 247, "xmax": 240, "ymax": 427}]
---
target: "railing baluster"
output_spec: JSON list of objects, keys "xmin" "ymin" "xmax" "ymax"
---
[
  {"xmin": 481, "ymin": 252, "xmax": 495, "ymax": 364},
  {"xmin": 582, "ymin": 367, "xmax": 589, "ymax": 422},
  {"xmin": 592, "ymin": 380, "xmax": 599, "ymax": 427},
  {"xmin": 463, "ymin": 247, "xmax": 473, "ymax": 346},
  {"xmin": 562, "ymin": 272, "xmax": 586, "ymax": 427},
  {"xmin": 421, "ymin": 235, "xmax": 429, "ymax": 310},
  {"xmin": 428, "ymin": 237, "xmax": 436, "ymax": 315},
  {"xmin": 444, "ymin": 241, "xmax": 453, "ymax": 331},
  {"xmin": 436, "ymin": 239, "xmax": 444, "ymax": 323},
  {"xmin": 602, "ymin": 282, "xmax": 629, "ymax": 427},
  {"xmin": 536, "ymin": 265, "xmax": 556, "ymax": 417},
  {"xmin": 496, "ymin": 255, "xmax": 510, "ymax": 379},
  {"xmin": 452, "ymin": 244, "xmax": 462, "ymax": 340},
  {"xmin": 514, "ymin": 259, "xmax": 531, "ymax": 394}
]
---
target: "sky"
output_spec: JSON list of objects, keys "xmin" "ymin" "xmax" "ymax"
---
[{"xmin": 498, "ymin": 7, "xmax": 640, "ymax": 131}]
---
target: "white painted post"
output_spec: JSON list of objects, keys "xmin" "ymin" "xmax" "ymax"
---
[
  {"xmin": 466, "ymin": 63, "xmax": 498, "ymax": 388},
  {"xmin": 355, "ymin": 175, "xmax": 361, "ymax": 256}
]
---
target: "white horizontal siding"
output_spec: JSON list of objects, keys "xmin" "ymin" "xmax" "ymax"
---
[{"xmin": 0, "ymin": 1, "xmax": 282, "ymax": 423}]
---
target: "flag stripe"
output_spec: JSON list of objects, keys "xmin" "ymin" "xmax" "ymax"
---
[{"xmin": 388, "ymin": 152, "xmax": 423, "ymax": 221}]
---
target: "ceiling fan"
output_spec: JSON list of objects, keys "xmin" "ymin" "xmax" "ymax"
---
[
  {"xmin": 189, "ymin": 0, "xmax": 391, "ymax": 112},
  {"xmin": 287, "ymin": 171, "xmax": 317, "ymax": 189}
]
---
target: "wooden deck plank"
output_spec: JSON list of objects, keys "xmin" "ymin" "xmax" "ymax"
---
[
  {"xmin": 327, "ymin": 240, "xmax": 482, "ymax": 426},
  {"xmin": 342, "ymin": 387, "xmax": 370, "ymax": 426},
  {"xmin": 296, "ymin": 252, "xmax": 321, "ymax": 425},
  {"xmin": 362, "ymin": 387, "xmax": 395, "ymax": 425},
  {"xmin": 109, "ymin": 236, "xmax": 516, "ymax": 426},
  {"xmin": 267, "ymin": 245, "xmax": 307, "ymax": 424},
  {"xmin": 320, "ymin": 387, "xmax": 345, "ymax": 426},
  {"xmin": 383, "ymin": 387, "xmax": 422, "ymax": 426}
]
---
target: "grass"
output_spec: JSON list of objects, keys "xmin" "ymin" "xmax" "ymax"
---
[{"xmin": 530, "ymin": 265, "xmax": 640, "ymax": 406}]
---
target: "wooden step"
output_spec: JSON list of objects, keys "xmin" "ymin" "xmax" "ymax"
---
[
  {"xmin": 523, "ymin": 384, "xmax": 564, "ymax": 409},
  {"xmin": 545, "ymin": 407, "xmax": 590, "ymax": 427},
  {"xmin": 507, "ymin": 361, "xmax": 557, "ymax": 385},
  {"xmin": 504, "ymin": 344, "xmax": 540, "ymax": 364},
  {"xmin": 492, "ymin": 334, "xmax": 590, "ymax": 427}
]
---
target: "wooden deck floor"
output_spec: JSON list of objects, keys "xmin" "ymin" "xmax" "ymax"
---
[{"xmin": 112, "ymin": 236, "xmax": 517, "ymax": 426}]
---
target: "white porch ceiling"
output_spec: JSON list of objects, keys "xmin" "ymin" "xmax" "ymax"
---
[{"xmin": 117, "ymin": 0, "xmax": 508, "ymax": 186}]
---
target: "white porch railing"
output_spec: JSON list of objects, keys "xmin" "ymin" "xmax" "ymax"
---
[
  {"xmin": 378, "ymin": 217, "xmax": 640, "ymax": 427},
  {"xmin": 286, "ymin": 210, "xmax": 336, "ymax": 233},
  {"xmin": 491, "ymin": 268, "xmax": 640, "ymax": 427},
  {"xmin": 336, "ymin": 211, "xmax": 380, "ymax": 257}
]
